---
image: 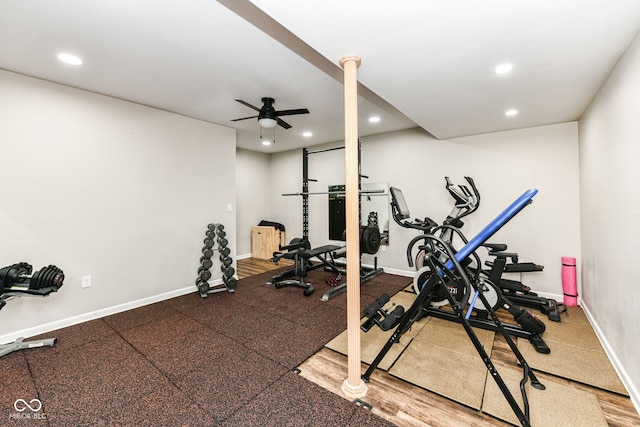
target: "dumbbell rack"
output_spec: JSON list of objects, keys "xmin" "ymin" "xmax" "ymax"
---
[{"xmin": 196, "ymin": 223, "xmax": 237, "ymax": 298}]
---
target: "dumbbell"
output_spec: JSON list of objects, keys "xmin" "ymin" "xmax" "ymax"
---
[
  {"xmin": 203, "ymin": 237, "xmax": 214, "ymax": 248},
  {"xmin": 201, "ymin": 248, "xmax": 214, "ymax": 258},
  {"xmin": 198, "ymin": 269, "xmax": 212, "ymax": 282},
  {"xmin": 218, "ymin": 247, "xmax": 230, "ymax": 257},
  {"xmin": 217, "ymin": 224, "xmax": 224, "ymax": 232},
  {"xmin": 217, "ymin": 229, "xmax": 226, "ymax": 239},
  {"xmin": 217, "ymin": 238, "xmax": 228, "ymax": 248},
  {"xmin": 199, "ymin": 258, "xmax": 213, "ymax": 270},
  {"xmin": 207, "ymin": 223, "xmax": 218, "ymax": 231},
  {"xmin": 223, "ymin": 275, "xmax": 237, "ymax": 290},
  {"xmin": 205, "ymin": 229, "xmax": 216, "ymax": 239},
  {"xmin": 195, "ymin": 277, "xmax": 210, "ymax": 294},
  {"xmin": 0, "ymin": 263, "xmax": 65, "ymax": 291},
  {"xmin": 221, "ymin": 266, "xmax": 235, "ymax": 278}
]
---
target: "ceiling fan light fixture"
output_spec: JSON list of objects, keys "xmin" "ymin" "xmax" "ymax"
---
[{"xmin": 258, "ymin": 117, "xmax": 277, "ymax": 128}]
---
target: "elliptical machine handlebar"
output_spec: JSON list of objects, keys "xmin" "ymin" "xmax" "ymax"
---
[{"xmin": 443, "ymin": 176, "xmax": 481, "ymax": 226}]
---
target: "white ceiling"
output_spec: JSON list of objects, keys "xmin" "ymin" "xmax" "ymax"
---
[{"xmin": 1, "ymin": 0, "xmax": 639, "ymax": 153}]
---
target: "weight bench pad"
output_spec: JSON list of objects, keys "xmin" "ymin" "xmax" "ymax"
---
[{"xmin": 300, "ymin": 245, "xmax": 343, "ymax": 259}]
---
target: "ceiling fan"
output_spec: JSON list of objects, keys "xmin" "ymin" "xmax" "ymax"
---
[{"xmin": 231, "ymin": 97, "xmax": 310, "ymax": 129}]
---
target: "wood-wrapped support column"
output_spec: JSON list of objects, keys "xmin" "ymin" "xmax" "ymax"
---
[{"xmin": 339, "ymin": 55, "xmax": 367, "ymax": 399}]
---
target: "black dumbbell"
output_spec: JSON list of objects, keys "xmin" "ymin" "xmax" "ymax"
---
[
  {"xmin": 223, "ymin": 276, "xmax": 237, "ymax": 290},
  {"xmin": 222, "ymin": 266, "xmax": 235, "ymax": 278},
  {"xmin": 200, "ymin": 258, "xmax": 213, "ymax": 270},
  {"xmin": 196, "ymin": 277, "xmax": 210, "ymax": 295},
  {"xmin": 217, "ymin": 224, "xmax": 224, "ymax": 232},
  {"xmin": 217, "ymin": 238, "xmax": 228, "ymax": 248},
  {"xmin": 0, "ymin": 263, "xmax": 65, "ymax": 291},
  {"xmin": 219, "ymin": 247, "xmax": 230, "ymax": 257},
  {"xmin": 203, "ymin": 237, "xmax": 214, "ymax": 248},
  {"xmin": 201, "ymin": 248, "xmax": 213, "ymax": 258},
  {"xmin": 199, "ymin": 270, "xmax": 212, "ymax": 281}
]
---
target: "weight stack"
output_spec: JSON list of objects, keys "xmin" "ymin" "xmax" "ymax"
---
[{"xmin": 196, "ymin": 223, "xmax": 236, "ymax": 298}]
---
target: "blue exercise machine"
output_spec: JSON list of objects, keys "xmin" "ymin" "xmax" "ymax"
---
[{"xmin": 361, "ymin": 189, "xmax": 545, "ymax": 427}]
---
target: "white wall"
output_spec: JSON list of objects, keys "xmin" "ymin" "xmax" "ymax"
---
[
  {"xmin": 268, "ymin": 123, "xmax": 581, "ymax": 298},
  {"xmin": 0, "ymin": 70, "xmax": 236, "ymax": 340},
  {"xmin": 579, "ymin": 29, "xmax": 640, "ymax": 406},
  {"xmin": 235, "ymin": 148, "xmax": 272, "ymax": 256}
]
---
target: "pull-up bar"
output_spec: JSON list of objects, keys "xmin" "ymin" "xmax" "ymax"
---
[
  {"xmin": 306, "ymin": 146, "xmax": 345, "ymax": 155},
  {"xmin": 282, "ymin": 189, "xmax": 385, "ymax": 197}
]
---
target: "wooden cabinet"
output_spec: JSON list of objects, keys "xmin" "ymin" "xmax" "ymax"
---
[{"xmin": 251, "ymin": 226, "xmax": 286, "ymax": 259}]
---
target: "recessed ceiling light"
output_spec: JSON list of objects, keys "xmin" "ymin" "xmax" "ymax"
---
[
  {"xmin": 302, "ymin": 131, "xmax": 312, "ymax": 138},
  {"xmin": 58, "ymin": 53, "xmax": 83, "ymax": 65},
  {"xmin": 494, "ymin": 63, "xmax": 513, "ymax": 74},
  {"xmin": 505, "ymin": 109, "xmax": 518, "ymax": 117},
  {"xmin": 261, "ymin": 140, "xmax": 272, "ymax": 146},
  {"xmin": 369, "ymin": 116, "xmax": 381, "ymax": 123}
]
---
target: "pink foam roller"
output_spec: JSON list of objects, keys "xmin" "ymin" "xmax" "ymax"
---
[{"xmin": 562, "ymin": 257, "xmax": 578, "ymax": 306}]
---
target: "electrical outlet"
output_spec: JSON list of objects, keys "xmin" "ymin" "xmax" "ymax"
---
[
  {"xmin": 81, "ymin": 275, "xmax": 92, "ymax": 288},
  {"xmin": 226, "ymin": 203, "xmax": 233, "ymax": 212}
]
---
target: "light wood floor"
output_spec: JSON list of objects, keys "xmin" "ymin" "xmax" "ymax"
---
[{"xmin": 237, "ymin": 257, "xmax": 640, "ymax": 427}]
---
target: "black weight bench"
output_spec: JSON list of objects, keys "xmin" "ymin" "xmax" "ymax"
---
[{"xmin": 269, "ymin": 241, "xmax": 343, "ymax": 296}]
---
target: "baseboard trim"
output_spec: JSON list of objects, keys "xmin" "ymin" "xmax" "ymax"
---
[
  {"xmin": 0, "ymin": 279, "xmax": 222, "ymax": 345},
  {"xmin": 580, "ymin": 300, "xmax": 640, "ymax": 414},
  {"xmin": 377, "ymin": 266, "xmax": 414, "ymax": 277}
]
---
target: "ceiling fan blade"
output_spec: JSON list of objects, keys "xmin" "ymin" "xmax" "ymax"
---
[
  {"xmin": 230, "ymin": 115, "xmax": 258, "ymax": 122},
  {"xmin": 276, "ymin": 117, "xmax": 292, "ymax": 129},
  {"xmin": 235, "ymin": 99, "xmax": 261, "ymax": 112},
  {"xmin": 275, "ymin": 108, "xmax": 310, "ymax": 117}
]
